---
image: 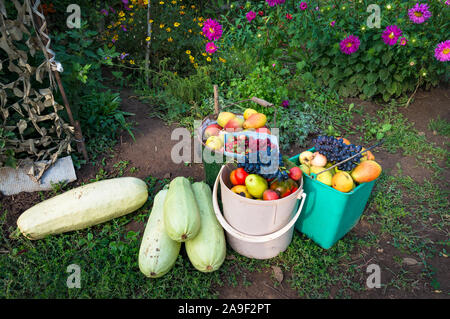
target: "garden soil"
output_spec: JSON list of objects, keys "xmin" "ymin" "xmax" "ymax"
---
[{"xmin": 1, "ymin": 87, "xmax": 448, "ymax": 299}]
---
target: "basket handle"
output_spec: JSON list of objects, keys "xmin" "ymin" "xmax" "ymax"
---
[{"xmin": 212, "ymin": 85, "xmax": 277, "ymax": 127}]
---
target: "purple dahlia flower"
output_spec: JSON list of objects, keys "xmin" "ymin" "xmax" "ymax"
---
[
  {"xmin": 435, "ymin": 40, "xmax": 450, "ymax": 62},
  {"xmin": 266, "ymin": 0, "xmax": 285, "ymax": 7},
  {"xmin": 340, "ymin": 35, "xmax": 360, "ymax": 55},
  {"xmin": 408, "ymin": 3, "xmax": 432, "ymax": 24},
  {"xmin": 382, "ymin": 25, "xmax": 402, "ymax": 46},
  {"xmin": 202, "ymin": 19, "xmax": 223, "ymax": 41}
]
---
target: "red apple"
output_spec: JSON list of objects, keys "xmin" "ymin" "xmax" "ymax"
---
[
  {"xmin": 230, "ymin": 168, "xmax": 249, "ymax": 186},
  {"xmin": 263, "ymin": 189, "xmax": 280, "ymax": 200},
  {"xmin": 288, "ymin": 167, "xmax": 302, "ymax": 181},
  {"xmin": 224, "ymin": 117, "xmax": 244, "ymax": 132},
  {"xmin": 203, "ymin": 124, "xmax": 222, "ymax": 139}
]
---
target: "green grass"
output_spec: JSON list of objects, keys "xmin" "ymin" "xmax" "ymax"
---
[
  {"xmin": 428, "ymin": 116, "xmax": 450, "ymax": 137},
  {"xmin": 355, "ymin": 105, "xmax": 448, "ymax": 161}
]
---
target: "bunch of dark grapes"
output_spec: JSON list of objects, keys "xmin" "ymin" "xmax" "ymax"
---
[
  {"xmin": 237, "ymin": 141, "xmax": 289, "ymax": 180},
  {"xmin": 312, "ymin": 136, "xmax": 363, "ymax": 171}
]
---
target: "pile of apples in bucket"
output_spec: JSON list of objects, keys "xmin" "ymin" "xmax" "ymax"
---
[{"xmin": 298, "ymin": 136, "xmax": 382, "ymax": 192}]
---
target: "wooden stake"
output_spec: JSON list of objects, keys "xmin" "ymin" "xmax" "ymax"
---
[{"xmin": 213, "ymin": 85, "xmax": 219, "ymax": 115}]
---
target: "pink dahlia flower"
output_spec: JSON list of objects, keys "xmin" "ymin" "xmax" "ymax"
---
[
  {"xmin": 299, "ymin": 2, "xmax": 308, "ymax": 10},
  {"xmin": 408, "ymin": 3, "xmax": 432, "ymax": 24},
  {"xmin": 202, "ymin": 19, "xmax": 223, "ymax": 41},
  {"xmin": 286, "ymin": 13, "xmax": 293, "ymax": 20},
  {"xmin": 340, "ymin": 35, "xmax": 360, "ymax": 55},
  {"xmin": 382, "ymin": 25, "xmax": 402, "ymax": 46},
  {"xmin": 399, "ymin": 37, "xmax": 408, "ymax": 46},
  {"xmin": 330, "ymin": 20, "xmax": 335, "ymax": 27},
  {"xmin": 434, "ymin": 40, "xmax": 450, "ymax": 62},
  {"xmin": 246, "ymin": 11, "xmax": 257, "ymax": 22},
  {"xmin": 206, "ymin": 42, "xmax": 218, "ymax": 54},
  {"xmin": 266, "ymin": 0, "xmax": 285, "ymax": 7}
]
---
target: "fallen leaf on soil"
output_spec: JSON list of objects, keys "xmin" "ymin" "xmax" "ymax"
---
[
  {"xmin": 402, "ymin": 257, "xmax": 419, "ymax": 266},
  {"xmin": 271, "ymin": 266, "xmax": 283, "ymax": 283},
  {"xmin": 377, "ymin": 248, "xmax": 384, "ymax": 253}
]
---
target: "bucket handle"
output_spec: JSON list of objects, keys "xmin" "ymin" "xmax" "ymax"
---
[{"xmin": 212, "ymin": 166, "xmax": 307, "ymax": 243}]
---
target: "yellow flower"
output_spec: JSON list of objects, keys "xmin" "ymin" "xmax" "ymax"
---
[
  {"xmin": 194, "ymin": 63, "xmax": 198, "ymax": 68},
  {"xmin": 198, "ymin": 17, "xmax": 204, "ymax": 22},
  {"xmin": 193, "ymin": 18, "xmax": 196, "ymax": 22},
  {"xmin": 206, "ymin": 57, "xmax": 212, "ymax": 62},
  {"xmin": 172, "ymin": 0, "xmax": 177, "ymax": 4},
  {"xmin": 107, "ymin": 25, "xmax": 112, "ymax": 29},
  {"xmin": 129, "ymin": 5, "xmax": 134, "ymax": 8},
  {"xmin": 119, "ymin": 11, "xmax": 125, "ymax": 17},
  {"xmin": 219, "ymin": 57, "xmax": 226, "ymax": 63},
  {"xmin": 188, "ymin": 29, "xmax": 192, "ymax": 33},
  {"xmin": 149, "ymin": 19, "xmax": 154, "ymax": 23},
  {"xmin": 179, "ymin": 11, "xmax": 185, "ymax": 15},
  {"xmin": 159, "ymin": 1, "xmax": 164, "ymax": 4},
  {"xmin": 202, "ymin": 52, "xmax": 207, "ymax": 56},
  {"xmin": 168, "ymin": 37, "xmax": 173, "ymax": 42},
  {"xmin": 129, "ymin": 18, "xmax": 134, "ymax": 23},
  {"xmin": 180, "ymin": 5, "xmax": 185, "ymax": 9},
  {"xmin": 191, "ymin": 5, "xmax": 195, "ymax": 9},
  {"xmin": 166, "ymin": 27, "xmax": 171, "ymax": 32},
  {"xmin": 130, "ymin": 12, "xmax": 134, "ymax": 16},
  {"xmin": 129, "ymin": 60, "xmax": 135, "ymax": 65},
  {"xmin": 185, "ymin": 50, "xmax": 191, "ymax": 54},
  {"xmin": 146, "ymin": 36, "xmax": 151, "ymax": 41},
  {"xmin": 159, "ymin": 23, "xmax": 165, "ymax": 28},
  {"xmin": 198, "ymin": 22, "xmax": 203, "ymax": 27},
  {"xmin": 174, "ymin": 22, "xmax": 180, "ymax": 27}
]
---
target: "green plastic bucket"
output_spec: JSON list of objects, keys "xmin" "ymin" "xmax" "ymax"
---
[{"xmin": 289, "ymin": 150, "xmax": 377, "ymax": 249}]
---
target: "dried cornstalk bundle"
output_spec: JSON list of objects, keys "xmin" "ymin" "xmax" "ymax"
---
[{"xmin": 0, "ymin": 0, "xmax": 73, "ymax": 180}]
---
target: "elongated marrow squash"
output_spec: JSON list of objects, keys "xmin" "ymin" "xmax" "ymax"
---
[
  {"xmin": 17, "ymin": 177, "xmax": 148, "ymax": 240},
  {"xmin": 139, "ymin": 189, "xmax": 181, "ymax": 278},
  {"xmin": 185, "ymin": 182, "xmax": 226, "ymax": 272},
  {"xmin": 163, "ymin": 177, "xmax": 201, "ymax": 242}
]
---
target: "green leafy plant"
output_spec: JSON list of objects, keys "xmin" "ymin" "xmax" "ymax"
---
[{"xmin": 221, "ymin": 0, "xmax": 449, "ymax": 102}]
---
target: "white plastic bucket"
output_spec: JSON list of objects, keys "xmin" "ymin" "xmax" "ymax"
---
[
  {"xmin": 220, "ymin": 164, "xmax": 304, "ymax": 235},
  {"xmin": 213, "ymin": 166, "xmax": 307, "ymax": 259}
]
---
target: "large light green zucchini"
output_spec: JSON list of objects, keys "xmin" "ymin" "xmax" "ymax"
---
[
  {"xmin": 139, "ymin": 189, "xmax": 181, "ymax": 278},
  {"xmin": 163, "ymin": 177, "xmax": 200, "ymax": 242},
  {"xmin": 17, "ymin": 177, "xmax": 148, "ymax": 240},
  {"xmin": 185, "ymin": 182, "xmax": 226, "ymax": 272}
]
